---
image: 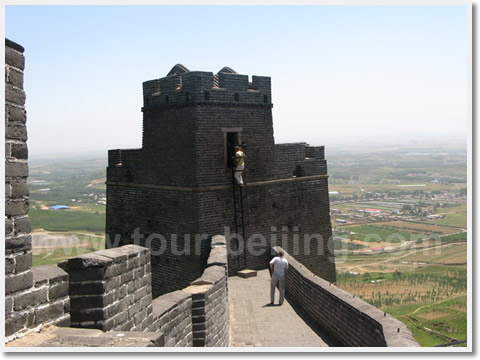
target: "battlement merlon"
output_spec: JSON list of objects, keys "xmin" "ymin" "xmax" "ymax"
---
[{"xmin": 142, "ymin": 65, "xmax": 272, "ymax": 108}]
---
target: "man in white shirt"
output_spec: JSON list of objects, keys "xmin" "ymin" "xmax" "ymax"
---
[
  {"xmin": 232, "ymin": 145, "xmax": 246, "ymax": 186},
  {"xmin": 269, "ymin": 250, "xmax": 289, "ymax": 305}
]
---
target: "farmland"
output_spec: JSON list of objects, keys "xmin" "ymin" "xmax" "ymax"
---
[
  {"xmin": 27, "ymin": 142, "xmax": 469, "ymax": 346},
  {"xmin": 329, "ymin": 142, "xmax": 468, "ymax": 346},
  {"xmin": 29, "ymin": 208, "xmax": 105, "ymax": 233},
  {"xmin": 28, "ymin": 154, "xmax": 107, "ymax": 266},
  {"xmin": 335, "ymin": 246, "xmax": 468, "ymax": 347},
  {"xmin": 32, "ymin": 231, "xmax": 105, "ymax": 266},
  {"xmin": 373, "ymin": 221, "xmax": 462, "ymax": 235},
  {"xmin": 341, "ymin": 225, "xmax": 422, "ymax": 243}
]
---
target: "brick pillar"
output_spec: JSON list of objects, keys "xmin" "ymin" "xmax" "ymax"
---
[
  {"xmin": 59, "ymin": 245, "xmax": 154, "ymax": 332},
  {"xmin": 5, "ymin": 38, "xmax": 34, "ymax": 338},
  {"xmin": 5, "ymin": 38, "xmax": 71, "ymax": 343}
]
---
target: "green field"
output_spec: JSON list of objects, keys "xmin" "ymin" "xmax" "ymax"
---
[
  {"xmin": 336, "ymin": 265, "xmax": 467, "ymax": 347},
  {"xmin": 342, "ymin": 225, "xmax": 424, "ymax": 243},
  {"xmin": 427, "ymin": 212, "xmax": 467, "ymax": 228},
  {"xmin": 29, "ymin": 208, "xmax": 106, "ymax": 233},
  {"xmin": 33, "ymin": 245, "xmax": 102, "ymax": 266},
  {"xmin": 440, "ymin": 232, "xmax": 468, "ymax": 243},
  {"xmin": 33, "ymin": 232, "xmax": 105, "ymax": 267},
  {"xmin": 402, "ymin": 243, "xmax": 466, "ymax": 265},
  {"xmin": 384, "ymin": 295, "xmax": 467, "ymax": 347},
  {"xmin": 334, "ymin": 239, "xmax": 368, "ymax": 251}
]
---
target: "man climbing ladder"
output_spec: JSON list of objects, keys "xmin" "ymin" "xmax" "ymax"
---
[{"xmin": 233, "ymin": 145, "xmax": 246, "ymax": 186}]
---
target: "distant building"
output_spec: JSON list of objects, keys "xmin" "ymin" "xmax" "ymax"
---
[{"xmin": 50, "ymin": 205, "xmax": 70, "ymax": 210}]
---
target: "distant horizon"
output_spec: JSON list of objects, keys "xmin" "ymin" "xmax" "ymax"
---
[
  {"xmin": 28, "ymin": 134, "xmax": 467, "ymax": 160},
  {"xmin": 6, "ymin": 4, "xmax": 469, "ymax": 156}
]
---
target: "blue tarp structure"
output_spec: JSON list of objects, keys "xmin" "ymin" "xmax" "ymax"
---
[{"xmin": 50, "ymin": 205, "xmax": 70, "ymax": 210}]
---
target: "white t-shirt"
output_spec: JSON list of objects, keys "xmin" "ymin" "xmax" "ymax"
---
[{"xmin": 270, "ymin": 256, "xmax": 288, "ymax": 277}]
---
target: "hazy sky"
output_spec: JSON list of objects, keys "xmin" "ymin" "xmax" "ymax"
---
[{"xmin": 5, "ymin": 4, "xmax": 469, "ymax": 155}]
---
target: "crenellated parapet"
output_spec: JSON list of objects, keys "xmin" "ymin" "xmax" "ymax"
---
[
  {"xmin": 274, "ymin": 143, "xmax": 327, "ymax": 179},
  {"xmin": 142, "ymin": 64, "xmax": 271, "ymax": 108}
]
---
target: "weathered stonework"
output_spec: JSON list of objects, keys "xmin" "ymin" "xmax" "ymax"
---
[
  {"xmin": 5, "ymin": 39, "xmax": 71, "ymax": 343},
  {"xmin": 58, "ymin": 245, "xmax": 153, "ymax": 332},
  {"xmin": 106, "ymin": 64, "xmax": 336, "ymax": 297},
  {"xmin": 150, "ymin": 290, "xmax": 193, "ymax": 347},
  {"xmin": 184, "ymin": 237, "xmax": 229, "ymax": 347},
  {"xmin": 53, "ymin": 240, "xmax": 228, "ymax": 347}
]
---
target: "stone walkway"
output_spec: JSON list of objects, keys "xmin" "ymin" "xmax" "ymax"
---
[{"xmin": 228, "ymin": 269, "xmax": 333, "ymax": 347}]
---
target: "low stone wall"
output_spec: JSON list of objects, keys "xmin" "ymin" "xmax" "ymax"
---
[
  {"xmin": 6, "ymin": 265, "xmax": 71, "ymax": 341},
  {"xmin": 145, "ymin": 235, "xmax": 229, "ymax": 347},
  {"xmin": 272, "ymin": 246, "xmax": 419, "ymax": 347},
  {"xmin": 184, "ymin": 235, "xmax": 229, "ymax": 347},
  {"xmin": 54, "ymin": 237, "xmax": 229, "ymax": 347},
  {"xmin": 150, "ymin": 290, "xmax": 193, "ymax": 347},
  {"xmin": 58, "ymin": 245, "xmax": 153, "ymax": 332}
]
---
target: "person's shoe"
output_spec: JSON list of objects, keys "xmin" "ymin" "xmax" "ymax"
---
[{"xmin": 270, "ymin": 302, "xmax": 274, "ymax": 305}]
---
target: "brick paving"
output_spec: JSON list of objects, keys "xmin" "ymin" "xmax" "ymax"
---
[{"xmin": 228, "ymin": 269, "xmax": 332, "ymax": 347}]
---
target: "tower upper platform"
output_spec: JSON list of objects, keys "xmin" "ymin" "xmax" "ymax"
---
[{"xmin": 142, "ymin": 64, "xmax": 272, "ymax": 108}]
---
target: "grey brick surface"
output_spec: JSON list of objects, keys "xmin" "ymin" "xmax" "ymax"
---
[
  {"xmin": 10, "ymin": 180, "xmax": 29, "ymax": 198},
  {"xmin": 32, "ymin": 265, "xmax": 69, "ymax": 284},
  {"xmin": 10, "ymin": 142, "xmax": 28, "ymax": 159},
  {"xmin": 14, "ymin": 216, "xmax": 31, "ymax": 235},
  {"xmin": 60, "ymin": 245, "xmax": 153, "ymax": 332},
  {"xmin": 5, "ymin": 86, "xmax": 26, "ymax": 106},
  {"xmin": 5, "ymin": 256, "xmax": 15, "ymax": 274},
  {"xmin": 48, "ymin": 282, "xmax": 69, "ymax": 301},
  {"xmin": 5, "ymin": 43, "xmax": 25, "ymax": 70},
  {"xmin": 7, "ymin": 105, "xmax": 26, "ymax": 123},
  {"xmin": 14, "ymin": 287, "xmax": 48, "ymax": 311},
  {"xmin": 5, "ymin": 234, "xmax": 32, "ymax": 254},
  {"xmin": 5, "ymin": 198, "xmax": 29, "ymax": 215},
  {"xmin": 63, "ymin": 253, "xmax": 113, "ymax": 269},
  {"xmin": 5, "ymin": 270, "xmax": 33, "ymax": 295},
  {"xmin": 5, "ymin": 218, "xmax": 14, "ymax": 236},
  {"xmin": 34, "ymin": 301, "xmax": 66, "ymax": 325}
]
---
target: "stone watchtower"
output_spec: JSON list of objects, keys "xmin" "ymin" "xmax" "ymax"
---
[{"xmin": 106, "ymin": 65, "xmax": 336, "ymax": 297}]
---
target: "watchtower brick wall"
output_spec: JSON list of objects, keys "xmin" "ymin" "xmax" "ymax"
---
[{"xmin": 107, "ymin": 64, "xmax": 336, "ymax": 297}]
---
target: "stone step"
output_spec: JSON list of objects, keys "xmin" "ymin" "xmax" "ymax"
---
[{"xmin": 237, "ymin": 269, "xmax": 257, "ymax": 278}]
